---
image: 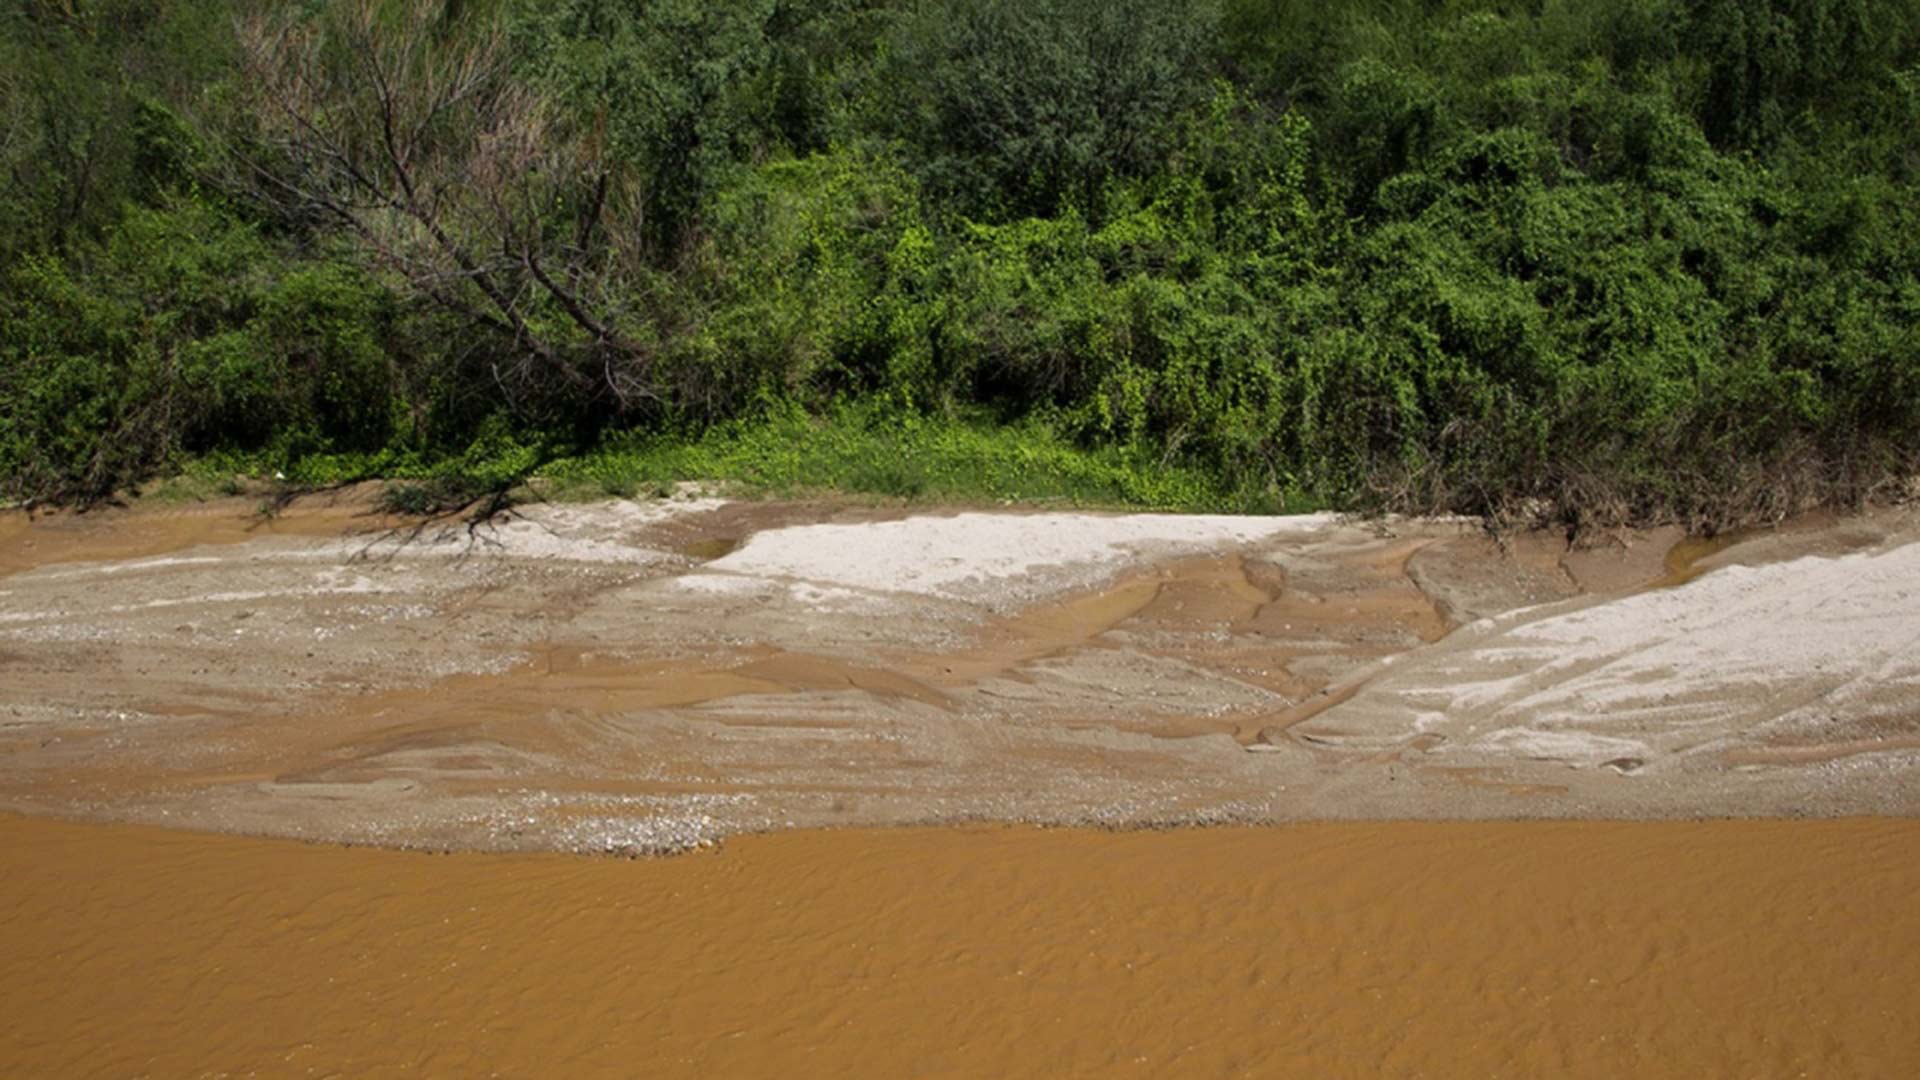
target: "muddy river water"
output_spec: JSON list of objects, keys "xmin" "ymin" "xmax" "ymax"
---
[
  {"xmin": 3, "ymin": 493, "xmax": 1919, "ymax": 1075},
  {"xmin": 5, "ymin": 813, "xmax": 1918, "ymax": 1077}
]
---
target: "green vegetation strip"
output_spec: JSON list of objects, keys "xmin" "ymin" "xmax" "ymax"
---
[{"xmin": 4, "ymin": 1, "xmax": 1917, "ymax": 530}]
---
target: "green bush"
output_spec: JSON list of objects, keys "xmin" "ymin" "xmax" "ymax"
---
[
  {"xmin": 0, "ymin": 202, "xmax": 404, "ymax": 501},
  {"xmin": 2, "ymin": 0, "xmax": 1917, "ymax": 530},
  {"xmin": 879, "ymin": 0, "xmax": 1218, "ymax": 220}
]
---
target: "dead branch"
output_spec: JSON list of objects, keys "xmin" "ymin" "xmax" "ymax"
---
[{"xmin": 219, "ymin": 0, "xmax": 653, "ymax": 411}]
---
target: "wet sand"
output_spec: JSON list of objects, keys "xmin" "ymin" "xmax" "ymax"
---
[
  {"xmin": 0, "ymin": 485, "xmax": 394, "ymax": 577},
  {"xmin": 4, "ymin": 493, "xmax": 1919, "ymax": 848},
  {"xmin": 4, "ymin": 812, "xmax": 1918, "ymax": 1078}
]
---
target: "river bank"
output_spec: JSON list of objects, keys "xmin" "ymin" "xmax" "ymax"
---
[{"xmin": 3, "ymin": 490, "xmax": 1917, "ymax": 849}]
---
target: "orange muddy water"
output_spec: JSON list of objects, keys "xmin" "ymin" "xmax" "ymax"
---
[
  {"xmin": 0, "ymin": 492, "xmax": 390, "ymax": 578},
  {"xmin": 5, "ymin": 813, "xmax": 1918, "ymax": 1079}
]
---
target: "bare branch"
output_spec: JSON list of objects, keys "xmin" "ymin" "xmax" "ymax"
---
[{"xmin": 216, "ymin": 0, "xmax": 656, "ymax": 413}]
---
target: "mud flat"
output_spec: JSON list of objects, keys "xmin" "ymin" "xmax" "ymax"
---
[
  {"xmin": 4, "ymin": 812, "xmax": 1918, "ymax": 1078},
  {"xmin": 2, "ymin": 492, "xmax": 1918, "ymax": 848}
]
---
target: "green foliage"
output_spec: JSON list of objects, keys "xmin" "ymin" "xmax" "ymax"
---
[
  {"xmin": 3, "ymin": 0, "xmax": 1919, "ymax": 531},
  {"xmin": 1689, "ymin": 0, "xmax": 1919, "ymax": 147},
  {"xmin": 0, "ymin": 200, "xmax": 406, "ymax": 501},
  {"xmin": 519, "ymin": 0, "xmax": 888, "ymax": 254},
  {"xmin": 879, "ymin": 0, "xmax": 1218, "ymax": 219},
  {"xmin": 544, "ymin": 401, "xmax": 1283, "ymax": 511},
  {"xmin": 688, "ymin": 148, "xmax": 934, "ymax": 405},
  {"xmin": 0, "ymin": 0, "xmax": 233, "ymax": 255}
]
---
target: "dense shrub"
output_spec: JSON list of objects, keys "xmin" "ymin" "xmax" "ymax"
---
[
  {"xmin": 2, "ymin": 0, "xmax": 1917, "ymax": 529},
  {"xmin": 0, "ymin": 202, "xmax": 411, "ymax": 500},
  {"xmin": 879, "ymin": 0, "xmax": 1218, "ymax": 219}
]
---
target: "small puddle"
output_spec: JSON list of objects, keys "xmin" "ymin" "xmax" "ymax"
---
[
  {"xmin": 0, "ymin": 499, "xmax": 388, "ymax": 578},
  {"xmin": 1655, "ymin": 531, "xmax": 1743, "ymax": 588},
  {"xmin": 680, "ymin": 536, "xmax": 741, "ymax": 561}
]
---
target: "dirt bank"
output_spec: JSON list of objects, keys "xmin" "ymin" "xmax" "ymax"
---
[
  {"xmin": 3, "ymin": 812, "xmax": 1917, "ymax": 1078},
  {"xmin": 2, "ymin": 493, "xmax": 1917, "ymax": 849},
  {"xmin": 1288, "ymin": 532, "xmax": 1920, "ymax": 781}
]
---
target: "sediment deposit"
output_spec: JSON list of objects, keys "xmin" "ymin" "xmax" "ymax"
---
[{"xmin": 5, "ymin": 492, "xmax": 1916, "ymax": 850}]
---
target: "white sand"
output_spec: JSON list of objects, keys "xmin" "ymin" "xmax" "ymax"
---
[
  {"xmin": 1300, "ymin": 540, "xmax": 1920, "ymax": 768},
  {"xmin": 347, "ymin": 497, "xmax": 728, "ymax": 564},
  {"xmin": 707, "ymin": 511, "xmax": 1340, "ymax": 605}
]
